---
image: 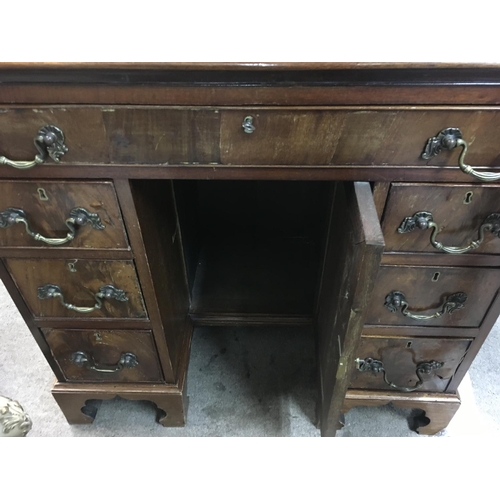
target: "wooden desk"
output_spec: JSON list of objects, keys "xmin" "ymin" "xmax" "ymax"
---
[{"xmin": 1, "ymin": 63, "xmax": 500, "ymax": 436}]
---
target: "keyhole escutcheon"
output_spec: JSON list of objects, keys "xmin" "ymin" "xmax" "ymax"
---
[
  {"xmin": 37, "ymin": 188, "xmax": 49, "ymax": 201},
  {"xmin": 464, "ymin": 191, "xmax": 473, "ymax": 204}
]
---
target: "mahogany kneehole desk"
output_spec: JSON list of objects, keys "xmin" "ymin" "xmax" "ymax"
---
[{"xmin": 1, "ymin": 63, "xmax": 500, "ymax": 436}]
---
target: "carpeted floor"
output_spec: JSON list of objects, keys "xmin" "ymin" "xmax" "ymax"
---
[{"xmin": 1, "ymin": 281, "xmax": 499, "ymax": 437}]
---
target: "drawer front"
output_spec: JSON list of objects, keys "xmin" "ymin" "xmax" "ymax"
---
[
  {"xmin": 220, "ymin": 109, "xmax": 500, "ymax": 166},
  {"xmin": 0, "ymin": 181, "xmax": 129, "ymax": 249},
  {"xmin": 5, "ymin": 258, "xmax": 147, "ymax": 319},
  {"xmin": 43, "ymin": 328, "xmax": 163, "ymax": 382},
  {"xmin": 4, "ymin": 107, "xmax": 498, "ymax": 167},
  {"xmin": 0, "ymin": 107, "xmax": 220, "ymax": 165},
  {"xmin": 366, "ymin": 265, "xmax": 500, "ymax": 328},
  {"xmin": 383, "ymin": 183, "xmax": 500, "ymax": 255},
  {"xmin": 350, "ymin": 336, "xmax": 471, "ymax": 392}
]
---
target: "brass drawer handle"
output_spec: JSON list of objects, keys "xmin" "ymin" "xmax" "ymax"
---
[
  {"xmin": 422, "ymin": 127, "xmax": 500, "ymax": 182},
  {"xmin": 0, "ymin": 125, "xmax": 68, "ymax": 170},
  {"xmin": 398, "ymin": 211, "xmax": 500, "ymax": 254},
  {"xmin": 0, "ymin": 207, "xmax": 105, "ymax": 246},
  {"xmin": 355, "ymin": 357, "xmax": 444, "ymax": 392},
  {"xmin": 242, "ymin": 116, "xmax": 255, "ymax": 134},
  {"xmin": 37, "ymin": 284, "xmax": 128, "ymax": 313},
  {"xmin": 71, "ymin": 351, "xmax": 138, "ymax": 373},
  {"xmin": 384, "ymin": 290, "xmax": 467, "ymax": 320}
]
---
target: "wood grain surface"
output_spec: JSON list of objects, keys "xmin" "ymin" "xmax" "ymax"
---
[
  {"xmin": 366, "ymin": 265, "xmax": 500, "ymax": 328},
  {"xmin": 316, "ymin": 182, "xmax": 384, "ymax": 436},
  {"xmin": 43, "ymin": 328, "xmax": 163, "ymax": 382},
  {"xmin": 0, "ymin": 180, "xmax": 129, "ymax": 249},
  {"xmin": 2, "ymin": 107, "xmax": 500, "ymax": 167},
  {"xmin": 350, "ymin": 336, "xmax": 471, "ymax": 392},
  {"xmin": 5, "ymin": 258, "xmax": 147, "ymax": 319},
  {"xmin": 220, "ymin": 108, "xmax": 500, "ymax": 166},
  {"xmin": 0, "ymin": 107, "xmax": 220, "ymax": 165},
  {"xmin": 383, "ymin": 183, "xmax": 500, "ymax": 254},
  {"xmin": 343, "ymin": 390, "xmax": 461, "ymax": 435}
]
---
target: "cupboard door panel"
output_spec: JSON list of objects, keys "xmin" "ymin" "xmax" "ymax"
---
[{"xmin": 316, "ymin": 182, "xmax": 385, "ymax": 437}]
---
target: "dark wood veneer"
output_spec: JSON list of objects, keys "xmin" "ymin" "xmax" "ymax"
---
[
  {"xmin": 351, "ymin": 336, "xmax": 472, "ymax": 393},
  {"xmin": 0, "ymin": 180, "xmax": 129, "ymax": 250},
  {"xmin": 366, "ymin": 265, "xmax": 500, "ymax": 328},
  {"xmin": 2, "ymin": 85, "xmax": 500, "ymax": 106},
  {"xmin": 43, "ymin": 328, "xmax": 164, "ymax": 383},
  {"xmin": 1, "ymin": 63, "xmax": 499, "ymax": 436},
  {"xmin": 2, "ymin": 62, "xmax": 500, "ymax": 86}
]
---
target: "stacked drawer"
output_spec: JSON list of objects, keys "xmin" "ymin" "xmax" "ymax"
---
[
  {"xmin": 352, "ymin": 182, "xmax": 500, "ymax": 393},
  {"xmin": 0, "ymin": 180, "xmax": 163, "ymax": 383}
]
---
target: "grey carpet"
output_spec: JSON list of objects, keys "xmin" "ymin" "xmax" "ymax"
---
[{"xmin": 1, "ymin": 281, "xmax": 499, "ymax": 437}]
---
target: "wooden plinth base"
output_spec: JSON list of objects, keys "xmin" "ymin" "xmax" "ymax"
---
[
  {"xmin": 52, "ymin": 381, "xmax": 188, "ymax": 427},
  {"xmin": 342, "ymin": 390, "xmax": 461, "ymax": 435}
]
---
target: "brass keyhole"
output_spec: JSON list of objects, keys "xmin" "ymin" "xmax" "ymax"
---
[
  {"xmin": 406, "ymin": 341, "xmax": 412, "ymax": 349},
  {"xmin": 432, "ymin": 272, "xmax": 440, "ymax": 282},
  {"xmin": 37, "ymin": 188, "xmax": 49, "ymax": 201},
  {"xmin": 464, "ymin": 191, "xmax": 473, "ymax": 204},
  {"xmin": 94, "ymin": 332, "xmax": 102, "ymax": 341},
  {"xmin": 67, "ymin": 261, "xmax": 78, "ymax": 272}
]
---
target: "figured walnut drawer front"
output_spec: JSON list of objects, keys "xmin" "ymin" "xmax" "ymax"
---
[
  {"xmin": 43, "ymin": 329, "xmax": 163, "ymax": 383},
  {"xmin": 4, "ymin": 259, "xmax": 147, "ymax": 319},
  {"xmin": 366, "ymin": 265, "xmax": 500, "ymax": 328},
  {"xmin": 0, "ymin": 181, "xmax": 129, "ymax": 249},
  {"xmin": 350, "ymin": 336, "xmax": 471, "ymax": 393},
  {"xmin": 383, "ymin": 183, "xmax": 500, "ymax": 255},
  {"xmin": 0, "ymin": 107, "xmax": 220, "ymax": 165},
  {"xmin": 5, "ymin": 107, "xmax": 500, "ymax": 167},
  {"xmin": 220, "ymin": 109, "xmax": 500, "ymax": 166}
]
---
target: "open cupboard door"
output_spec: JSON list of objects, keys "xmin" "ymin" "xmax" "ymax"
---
[{"xmin": 316, "ymin": 182, "xmax": 385, "ymax": 437}]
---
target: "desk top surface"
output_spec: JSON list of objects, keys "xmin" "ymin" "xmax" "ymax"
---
[
  {"xmin": 2, "ymin": 62, "xmax": 500, "ymax": 87},
  {"xmin": 1, "ymin": 62, "xmax": 500, "ymax": 71}
]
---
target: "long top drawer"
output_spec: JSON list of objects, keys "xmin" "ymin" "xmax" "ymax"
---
[{"xmin": 1, "ymin": 107, "xmax": 500, "ymax": 167}]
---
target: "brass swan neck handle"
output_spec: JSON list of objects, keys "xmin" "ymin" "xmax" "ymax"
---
[
  {"xmin": 422, "ymin": 127, "xmax": 500, "ymax": 182},
  {"xmin": 0, "ymin": 125, "xmax": 68, "ymax": 169},
  {"xmin": 37, "ymin": 284, "xmax": 128, "ymax": 314},
  {"xmin": 71, "ymin": 351, "xmax": 139, "ymax": 373},
  {"xmin": 384, "ymin": 290, "xmax": 467, "ymax": 321},
  {"xmin": 355, "ymin": 357, "xmax": 444, "ymax": 392},
  {"xmin": 398, "ymin": 211, "xmax": 500, "ymax": 254},
  {"xmin": 0, "ymin": 207, "xmax": 105, "ymax": 246}
]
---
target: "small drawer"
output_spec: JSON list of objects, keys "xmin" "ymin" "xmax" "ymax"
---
[
  {"xmin": 43, "ymin": 328, "xmax": 163, "ymax": 382},
  {"xmin": 0, "ymin": 107, "xmax": 220, "ymax": 165},
  {"xmin": 5, "ymin": 258, "xmax": 147, "ymax": 319},
  {"xmin": 382, "ymin": 183, "xmax": 500, "ymax": 255},
  {"xmin": 350, "ymin": 336, "xmax": 472, "ymax": 393},
  {"xmin": 0, "ymin": 181, "xmax": 129, "ymax": 249},
  {"xmin": 366, "ymin": 265, "xmax": 500, "ymax": 328},
  {"xmin": 220, "ymin": 109, "xmax": 500, "ymax": 166}
]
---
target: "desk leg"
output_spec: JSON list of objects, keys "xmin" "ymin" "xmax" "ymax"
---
[
  {"xmin": 341, "ymin": 390, "xmax": 461, "ymax": 435},
  {"xmin": 52, "ymin": 382, "xmax": 188, "ymax": 427}
]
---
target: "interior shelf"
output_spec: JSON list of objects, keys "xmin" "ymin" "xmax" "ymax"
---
[
  {"xmin": 190, "ymin": 235, "xmax": 320, "ymax": 320},
  {"xmin": 173, "ymin": 180, "xmax": 331, "ymax": 324}
]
